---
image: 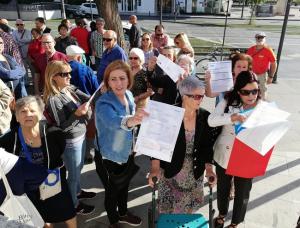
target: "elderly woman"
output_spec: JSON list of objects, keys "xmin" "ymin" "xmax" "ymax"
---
[
  {"xmin": 177, "ymin": 54, "xmax": 195, "ymax": 78},
  {"xmin": 174, "ymin": 32, "xmax": 194, "ymax": 59},
  {"xmin": 129, "ymin": 48, "xmax": 153, "ymax": 109},
  {"xmin": 148, "ymin": 76, "xmax": 217, "ymax": 214},
  {"xmin": 0, "ymin": 36, "xmax": 27, "ymax": 99},
  {"xmin": 208, "ymin": 71, "xmax": 261, "ymax": 228},
  {"xmin": 0, "ymin": 96, "xmax": 77, "ymax": 228},
  {"xmin": 43, "ymin": 60, "xmax": 95, "ymax": 215},
  {"xmin": 94, "ymin": 60, "xmax": 148, "ymax": 228}
]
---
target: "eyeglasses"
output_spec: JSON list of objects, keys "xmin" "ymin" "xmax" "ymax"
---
[
  {"xmin": 129, "ymin": 57, "xmax": 139, "ymax": 60},
  {"xmin": 185, "ymin": 94, "xmax": 204, "ymax": 100},
  {"xmin": 42, "ymin": 41, "xmax": 53, "ymax": 45},
  {"xmin": 142, "ymin": 38, "xmax": 150, "ymax": 41},
  {"xmin": 103, "ymin": 38, "xmax": 113, "ymax": 42},
  {"xmin": 255, "ymin": 36, "xmax": 265, "ymax": 40},
  {"xmin": 56, "ymin": 72, "xmax": 71, "ymax": 78},
  {"xmin": 239, "ymin": 89, "xmax": 259, "ymax": 96},
  {"xmin": 16, "ymin": 24, "xmax": 24, "ymax": 26}
]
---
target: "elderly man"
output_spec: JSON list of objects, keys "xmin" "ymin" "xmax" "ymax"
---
[
  {"xmin": 90, "ymin": 18, "xmax": 106, "ymax": 70},
  {"xmin": 128, "ymin": 15, "xmax": 141, "ymax": 49},
  {"xmin": 66, "ymin": 45, "xmax": 99, "ymax": 164},
  {"xmin": 33, "ymin": 34, "xmax": 67, "ymax": 94},
  {"xmin": 12, "ymin": 19, "xmax": 32, "ymax": 86},
  {"xmin": 35, "ymin": 17, "xmax": 51, "ymax": 34},
  {"xmin": 247, "ymin": 32, "xmax": 277, "ymax": 100},
  {"xmin": 150, "ymin": 24, "xmax": 171, "ymax": 52},
  {"xmin": 97, "ymin": 30, "xmax": 127, "ymax": 83}
]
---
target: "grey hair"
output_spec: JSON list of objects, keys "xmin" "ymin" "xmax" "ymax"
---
[
  {"xmin": 178, "ymin": 76, "xmax": 205, "ymax": 96},
  {"xmin": 96, "ymin": 17, "xmax": 105, "ymax": 24},
  {"xmin": 15, "ymin": 96, "xmax": 45, "ymax": 114},
  {"xmin": 177, "ymin": 54, "xmax": 193, "ymax": 68},
  {"xmin": 129, "ymin": 48, "xmax": 145, "ymax": 65}
]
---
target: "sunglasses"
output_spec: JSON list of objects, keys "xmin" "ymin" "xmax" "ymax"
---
[
  {"xmin": 56, "ymin": 72, "xmax": 71, "ymax": 78},
  {"xmin": 129, "ymin": 57, "xmax": 139, "ymax": 60},
  {"xmin": 185, "ymin": 94, "xmax": 204, "ymax": 100},
  {"xmin": 256, "ymin": 36, "xmax": 265, "ymax": 40},
  {"xmin": 142, "ymin": 38, "xmax": 150, "ymax": 41},
  {"xmin": 156, "ymin": 33, "xmax": 163, "ymax": 37},
  {"xmin": 16, "ymin": 24, "xmax": 24, "ymax": 26},
  {"xmin": 103, "ymin": 38, "xmax": 113, "ymax": 42},
  {"xmin": 0, "ymin": 42, "xmax": 3, "ymax": 44},
  {"xmin": 239, "ymin": 89, "xmax": 259, "ymax": 96}
]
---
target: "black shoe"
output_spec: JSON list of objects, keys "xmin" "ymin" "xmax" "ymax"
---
[
  {"xmin": 214, "ymin": 215, "xmax": 225, "ymax": 228},
  {"xmin": 119, "ymin": 212, "xmax": 142, "ymax": 226},
  {"xmin": 77, "ymin": 190, "xmax": 96, "ymax": 200},
  {"xmin": 76, "ymin": 202, "xmax": 95, "ymax": 215}
]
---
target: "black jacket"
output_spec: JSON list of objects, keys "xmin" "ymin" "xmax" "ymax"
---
[
  {"xmin": 160, "ymin": 108, "xmax": 219, "ymax": 179},
  {"xmin": 0, "ymin": 121, "xmax": 65, "ymax": 170}
]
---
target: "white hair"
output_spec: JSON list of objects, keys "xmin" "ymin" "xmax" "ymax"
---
[
  {"xmin": 178, "ymin": 76, "xmax": 205, "ymax": 96},
  {"xmin": 129, "ymin": 48, "xmax": 145, "ymax": 65}
]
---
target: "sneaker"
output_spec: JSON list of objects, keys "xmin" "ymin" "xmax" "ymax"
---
[
  {"xmin": 77, "ymin": 190, "xmax": 96, "ymax": 200},
  {"xmin": 76, "ymin": 202, "xmax": 95, "ymax": 215},
  {"xmin": 119, "ymin": 212, "xmax": 142, "ymax": 226},
  {"xmin": 109, "ymin": 223, "xmax": 121, "ymax": 228}
]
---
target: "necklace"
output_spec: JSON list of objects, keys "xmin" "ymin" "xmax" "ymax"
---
[{"xmin": 25, "ymin": 138, "xmax": 34, "ymax": 146}]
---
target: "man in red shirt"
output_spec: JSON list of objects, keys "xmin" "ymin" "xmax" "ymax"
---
[
  {"xmin": 70, "ymin": 18, "xmax": 90, "ymax": 66},
  {"xmin": 247, "ymin": 32, "xmax": 277, "ymax": 100},
  {"xmin": 34, "ymin": 34, "xmax": 67, "ymax": 95}
]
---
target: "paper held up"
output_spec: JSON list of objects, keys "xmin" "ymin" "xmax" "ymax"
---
[
  {"xmin": 237, "ymin": 101, "xmax": 291, "ymax": 156},
  {"xmin": 208, "ymin": 61, "xmax": 233, "ymax": 93},
  {"xmin": 134, "ymin": 100, "xmax": 185, "ymax": 162},
  {"xmin": 156, "ymin": 54, "xmax": 185, "ymax": 83}
]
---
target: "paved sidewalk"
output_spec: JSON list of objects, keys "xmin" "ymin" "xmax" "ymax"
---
[{"xmin": 69, "ymin": 78, "xmax": 300, "ymax": 228}]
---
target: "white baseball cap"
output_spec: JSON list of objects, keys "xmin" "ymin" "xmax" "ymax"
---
[
  {"xmin": 255, "ymin": 32, "xmax": 266, "ymax": 38},
  {"xmin": 66, "ymin": 45, "xmax": 85, "ymax": 55}
]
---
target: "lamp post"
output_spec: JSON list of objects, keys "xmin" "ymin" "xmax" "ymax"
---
[
  {"xmin": 160, "ymin": 0, "xmax": 163, "ymax": 25},
  {"xmin": 273, "ymin": 0, "xmax": 291, "ymax": 83},
  {"xmin": 220, "ymin": 0, "xmax": 230, "ymax": 60},
  {"xmin": 90, "ymin": 0, "xmax": 94, "ymax": 21},
  {"xmin": 61, "ymin": 0, "xmax": 66, "ymax": 19}
]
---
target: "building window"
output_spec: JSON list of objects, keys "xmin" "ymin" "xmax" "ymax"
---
[{"xmin": 138, "ymin": 0, "xmax": 141, "ymax": 6}]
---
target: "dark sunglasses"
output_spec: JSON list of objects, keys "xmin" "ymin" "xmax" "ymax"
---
[
  {"xmin": 239, "ymin": 89, "xmax": 259, "ymax": 96},
  {"xmin": 16, "ymin": 24, "xmax": 24, "ymax": 26},
  {"xmin": 156, "ymin": 33, "xmax": 163, "ymax": 37},
  {"xmin": 56, "ymin": 72, "xmax": 71, "ymax": 78},
  {"xmin": 103, "ymin": 38, "xmax": 113, "ymax": 42},
  {"xmin": 142, "ymin": 38, "xmax": 150, "ymax": 41},
  {"xmin": 0, "ymin": 42, "xmax": 3, "ymax": 44},
  {"xmin": 185, "ymin": 94, "xmax": 204, "ymax": 100},
  {"xmin": 129, "ymin": 57, "xmax": 139, "ymax": 60},
  {"xmin": 256, "ymin": 36, "xmax": 265, "ymax": 40}
]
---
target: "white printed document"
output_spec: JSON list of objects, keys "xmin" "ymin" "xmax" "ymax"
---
[
  {"xmin": 134, "ymin": 100, "xmax": 185, "ymax": 162},
  {"xmin": 208, "ymin": 61, "xmax": 233, "ymax": 93},
  {"xmin": 156, "ymin": 54, "xmax": 184, "ymax": 83},
  {"xmin": 237, "ymin": 101, "xmax": 290, "ymax": 156}
]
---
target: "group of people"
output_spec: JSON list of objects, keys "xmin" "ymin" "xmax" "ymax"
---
[{"xmin": 0, "ymin": 14, "xmax": 278, "ymax": 228}]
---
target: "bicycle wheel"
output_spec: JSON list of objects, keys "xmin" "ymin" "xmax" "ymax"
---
[{"xmin": 195, "ymin": 57, "xmax": 216, "ymax": 79}]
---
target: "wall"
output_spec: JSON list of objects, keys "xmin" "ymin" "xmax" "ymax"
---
[{"xmin": 137, "ymin": 0, "xmax": 155, "ymax": 14}]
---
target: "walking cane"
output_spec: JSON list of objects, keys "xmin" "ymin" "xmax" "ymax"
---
[{"xmin": 209, "ymin": 176, "xmax": 215, "ymax": 228}]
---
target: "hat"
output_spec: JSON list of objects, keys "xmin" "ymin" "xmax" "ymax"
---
[
  {"xmin": 255, "ymin": 32, "xmax": 266, "ymax": 38},
  {"xmin": 66, "ymin": 45, "xmax": 85, "ymax": 55},
  {"xmin": 15, "ymin": 19, "xmax": 24, "ymax": 24}
]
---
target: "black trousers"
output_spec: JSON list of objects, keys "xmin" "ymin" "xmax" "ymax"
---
[
  {"xmin": 216, "ymin": 163, "xmax": 253, "ymax": 225},
  {"xmin": 94, "ymin": 152, "xmax": 129, "ymax": 224}
]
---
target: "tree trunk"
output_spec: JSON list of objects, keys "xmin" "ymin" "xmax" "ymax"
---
[
  {"xmin": 95, "ymin": 0, "xmax": 125, "ymax": 48},
  {"xmin": 248, "ymin": 2, "xmax": 257, "ymax": 25}
]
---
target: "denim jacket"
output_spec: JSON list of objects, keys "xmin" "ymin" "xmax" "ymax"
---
[
  {"xmin": 0, "ymin": 54, "xmax": 25, "ymax": 82},
  {"xmin": 95, "ymin": 90, "xmax": 135, "ymax": 163}
]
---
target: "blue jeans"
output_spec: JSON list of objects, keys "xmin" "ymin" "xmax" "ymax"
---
[
  {"xmin": 12, "ymin": 76, "xmax": 27, "ymax": 99},
  {"xmin": 63, "ymin": 136, "xmax": 86, "ymax": 207}
]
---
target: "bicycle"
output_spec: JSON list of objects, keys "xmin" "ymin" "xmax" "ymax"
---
[{"xmin": 194, "ymin": 46, "xmax": 223, "ymax": 79}]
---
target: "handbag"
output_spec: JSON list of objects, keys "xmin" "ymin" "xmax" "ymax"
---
[
  {"xmin": 39, "ymin": 125, "xmax": 62, "ymax": 200},
  {"xmin": 0, "ymin": 168, "xmax": 44, "ymax": 227}
]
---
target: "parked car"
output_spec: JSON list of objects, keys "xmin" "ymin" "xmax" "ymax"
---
[
  {"xmin": 65, "ymin": 4, "xmax": 85, "ymax": 19},
  {"xmin": 79, "ymin": 3, "xmax": 99, "ymax": 17}
]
